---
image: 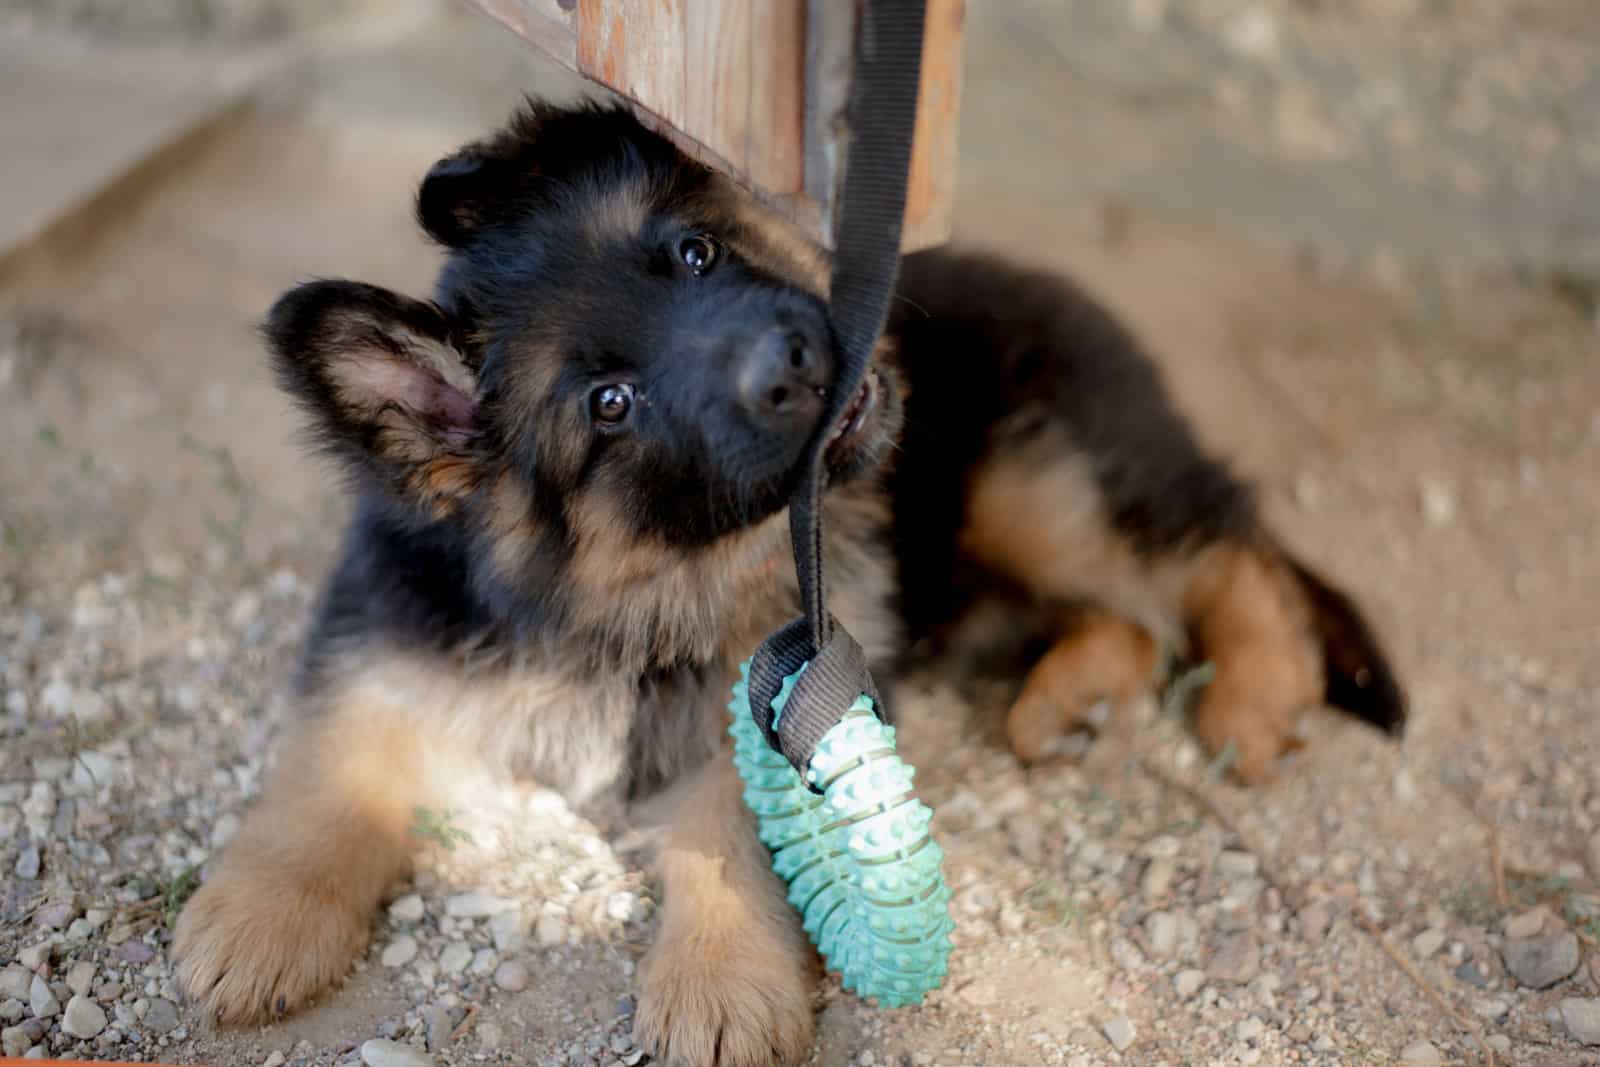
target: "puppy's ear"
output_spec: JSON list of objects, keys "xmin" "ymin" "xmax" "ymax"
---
[
  {"xmin": 416, "ymin": 104, "xmax": 547, "ymax": 247},
  {"xmin": 266, "ymin": 280, "xmax": 481, "ymax": 516}
]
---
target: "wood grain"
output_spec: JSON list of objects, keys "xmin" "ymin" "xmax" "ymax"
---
[{"xmin": 452, "ymin": 0, "xmax": 962, "ymax": 251}]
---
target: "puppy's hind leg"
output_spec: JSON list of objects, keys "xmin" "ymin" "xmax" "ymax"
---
[
  {"xmin": 1005, "ymin": 611, "xmax": 1159, "ymax": 763},
  {"xmin": 634, "ymin": 754, "xmax": 818, "ymax": 1067},
  {"xmin": 175, "ymin": 673, "xmax": 446, "ymax": 1025}
]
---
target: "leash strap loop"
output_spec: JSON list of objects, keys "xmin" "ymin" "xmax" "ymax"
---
[{"xmin": 747, "ymin": 0, "xmax": 927, "ymax": 782}]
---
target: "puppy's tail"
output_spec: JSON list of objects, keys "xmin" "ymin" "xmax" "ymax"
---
[{"xmin": 1281, "ymin": 550, "xmax": 1407, "ymax": 735}]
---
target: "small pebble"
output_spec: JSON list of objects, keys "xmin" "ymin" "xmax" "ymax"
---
[
  {"xmin": 16, "ymin": 946, "xmax": 47, "ymax": 972},
  {"xmin": 1297, "ymin": 900, "xmax": 1335, "ymax": 941},
  {"xmin": 381, "ymin": 935, "xmax": 419, "ymax": 968},
  {"xmin": 606, "ymin": 891, "xmax": 637, "ymax": 922},
  {"xmin": 360, "ymin": 1037, "xmax": 436, "ymax": 1067},
  {"xmin": 115, "ymin": 942, "xmax": 154, "ymax": 965},
  {"xmin": 1419, "ymin": 478, "xmax": 1456, "ymax": 527},
  {"xmin": 1101, "ymin": 1015, "xmax": 1136, "ymax": 1052},
  {"xmin": 1454, "ymin": 960, "xmax": 1489, "ymax": 988},
  {"xmin": 489, "ymin": 911, "xmax": 525, "ymax": 953},
  {"xmin": 388, "ymin": 894, "xmax": 425, "ymax": 923},
  {"xmin": 1141, "ymin": 858, "xmax": 1176, "ymax": 900},
  {"xmin": 0, "ymin": 968, "xmax": 31, "ymax": 1001},
  {"xmin": 493, "ymin": 961, "xmax": 529, "ymax": 993},
  {"xmin": 423, "ymin": 1004, "xmax": 456, "ymax": 1052},
  {"xmin": 1410, "ymin": 928, "xmax": 1445, "ymax": 959},
  {"xmin": 0, "ymin": 1001, "xmax": 22, "ymax": 1024},
  {"xmin": 535, "ymin": 914, "xmax": 567, "ymax": 947},
  {"xmin": 141, "ymin": 997, "xmax": 180, "ymax": 1034},
  {"xmin": 1208, "ymin": 933, "xmax": 1261, "ymax": 984},
  {"xmin": 65, "ymin": 963, "xmax": 95, "ymax": 998},
  {"xmin": 1559, "ymin": 997, "xmax": 1600, "ymax": 1045},
  {"xmin": 262, "ymin": 1053, "xmax": 287, "ymax": 1067},
  {"xmin": 1215, "ymin": 850, "xmax": 1259, "ymax": 880},
  {"xmin": 1174, "ymin": 969, "xmax": 1206, "ymax": 999},
  {"xmin": 1146, "ymin": 910, "xmax": 1179, "ymax": 957},
  {"xmin": 2, "ymin": 1026, "xmax": 32, "ymax": 1058},
  {"xmin": 1504, "ymin": 908, "xmax": 1545, "ymax": 939},
  {"xmin": 15, "ymin": 846, "xmax": 40, "ymax": 880},
  {"xmin": 445, "ymin": 892, "xmax": 508, "ymax": 919},
  {"xmin": 28, "ymin": 975, "xmax": 59, "ymax": 1019},
  {"xmin": 1398, "ymin": 1039, "xmax": 1442, "ymax": 1066},
  {"xmin": 61, "ymin": 995, "xmax": 108, "ymax": 1039},
  {"xmin": 438, "ymin": 943, "xmax": 473, "ymax": 975},
  {"xmin": 1502, "ymin": 930, "xmax": 1579, "ymax": 989}
]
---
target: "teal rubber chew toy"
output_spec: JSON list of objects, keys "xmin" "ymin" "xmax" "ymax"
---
[{"xmin": 728, "ymin": 660, "xmax": 954, "ymax": 1007}]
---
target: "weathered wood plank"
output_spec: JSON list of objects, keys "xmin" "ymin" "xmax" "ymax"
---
[
  {"xmin": 577, "ymin": 0, "xmax": 687, "ymax": 131},
  {"xmin": 747, "ymin": 0, "xmax": 807, "ymax": 196},
  {"xmin": 903, "ymin": 0, "xmax": 964, "ymax": 249},
  {"xmin": 453, "ymin": 0, "xmax": 960, "ymax": 251}
]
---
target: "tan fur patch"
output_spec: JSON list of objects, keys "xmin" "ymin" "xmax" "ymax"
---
[
  {"xmin": 1181, "ymin": 545, "xmax": 1324, "ymax": 784},
  {"xmin": 562, "ymin": 481, "xmax": 901, "ymax": 672},
  {"xmin": 634, "ymin": 755, "xmax": 817, "ymax": 1067},
  {"xmin": 174, "ymin": 688, "xmax": 458, "ymax": 1025},
  {"xmin": 1005, "ymin": 613, "xmax": 1158, "ymax": 763},
  {"xmin": 710, "ymin": 177, "xmax": 831, "ymax": 296},
  {"xmin": 959, "ymin": 432, "xmax": 1195, "ymax": 651}
]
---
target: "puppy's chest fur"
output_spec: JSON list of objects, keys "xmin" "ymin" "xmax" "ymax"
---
[{"xmin": 304, "ymin": 484, "xmax": 901, "ymax": 808}]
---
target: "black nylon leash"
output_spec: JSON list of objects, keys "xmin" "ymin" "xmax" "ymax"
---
[{"xmin": 747, "ymin": 0, "xmax": 927, "ymax": 783}]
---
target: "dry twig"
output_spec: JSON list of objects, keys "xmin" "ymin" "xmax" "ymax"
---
[{"xmin": 1355, "ymin": 912, "xmax": 1497, "ymax": 1067}]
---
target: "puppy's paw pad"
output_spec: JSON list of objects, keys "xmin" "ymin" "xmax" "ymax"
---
[
  {"xmin": 633, "ymin": 939, "xmax": 813, "ymax": 1067},
  {"xmin": 173, "ymin": 871, "xmax": 371, "ymax": 1026}
]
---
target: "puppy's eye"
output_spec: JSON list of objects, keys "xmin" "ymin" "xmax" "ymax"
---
[
  {"xmin": 677, "ymin": 235, "xmax": 719, "ymax": 276},
  {"xmin": 590, "ymin": 383, "xmax": 636, "ymax": 426}
]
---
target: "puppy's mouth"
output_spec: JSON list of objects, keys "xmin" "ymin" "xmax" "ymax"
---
[{"xmin": 823, "ymin": 367, "xmax": 882, "ymax": 465}]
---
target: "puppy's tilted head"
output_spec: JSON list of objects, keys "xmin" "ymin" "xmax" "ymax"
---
[{"xmin": 266, "ymin": 101, "xmax": 902, "ymax": 656}]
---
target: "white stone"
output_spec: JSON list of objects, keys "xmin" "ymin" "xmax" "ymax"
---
[
  {"xmin": 1101, "ymin": 1016, "xmax": 1136, "ymax": 1052},
  {"xmin": 1410, "ymin": 928, "xmax": 1445, "ymax": 959},
  {"xmin": 1503, "ymin": 907, "xmax": 1545, "ymax": 939},
  {"xmin": 493, "ymin": 961, "xmax": 530, "ymax": 993},
  {"xmin": 61, "ymin": 995, "xmax": 107, "ymax": 1039},
  {"xmin": 1398, "ymin": 1039, "xmax": 1442, "ymax": 1066},
  {"xmin": 1146, "ymin": 910, "xmax": 1179, "ymax": 958},
  {"xmin": 535, "ymin": 914, "xmax": 567, "ymax": 947},
  {"xmin": 360, "ymin": 1038, "xmax": 436, "ymax": 1067},
  {"xmin": 488, "ymin": 911, "xmax": 525, "ymax": 953},
  {"xmin": 444, "ymin": 892, "xmax": 507, "ymax": 919},
  {"xmin": 388, "ymin": 894, "xmax": 425, "ymax": 923},
  {"xmin": 438, "ymin": 943, "xmax": 472, "ymax": 975},
  {"xmin": 28, "ymin": 974, "xmax": 58, "ymax": 1019},
  {"xmin": 65, "ymin": 962, "xmax": 95, "ymax": 998},
  {"xmin": 1174, "ymin": 969, "xmax": 1206, "ymax": 999},
  {"xmin": 1559, "ymin": 998, "xmax": 1600, "ymax": 1045},
  {"xmin": 381, "ymin": 935, "xmax": 418, "ymax": 968}
]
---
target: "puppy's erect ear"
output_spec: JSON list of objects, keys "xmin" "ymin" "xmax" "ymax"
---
[{"xmin": 266, "ymin": 280, "xmax": 481, "ymax": 516}]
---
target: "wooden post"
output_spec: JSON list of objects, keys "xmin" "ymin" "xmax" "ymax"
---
[{"xmin": 456, "ymin": 0, "xmax": 964, "ymax": 251}]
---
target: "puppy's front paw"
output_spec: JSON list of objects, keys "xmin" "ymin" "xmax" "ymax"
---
[
  {"xmin": 173, "ymin": 865, "xmax": 373, "ymax": 1025},
  {"xmin": 633, "ymin": 927, "xmax": 815, "ymax": 1067}
]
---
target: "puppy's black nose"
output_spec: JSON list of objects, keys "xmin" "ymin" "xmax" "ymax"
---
[{"xmin": 736, "ymin": 329, "xmax": 828, "ymax": 423}]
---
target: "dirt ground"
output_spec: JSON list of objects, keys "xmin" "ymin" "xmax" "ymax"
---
[{"xmin": 2, "ymin": 3, "xmax": 1599, "ymax": 1066}]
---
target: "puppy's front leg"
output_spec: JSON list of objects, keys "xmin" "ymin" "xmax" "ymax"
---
[
  {"xmin": 175, "ymin": 680, "xmax": 438, "ymax": 1024},
  {"xmin": 635, "ymin": 754, "xmax": 817, "ymax": 1067}
]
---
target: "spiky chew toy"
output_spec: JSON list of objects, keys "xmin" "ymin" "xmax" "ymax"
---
[{"xmin": 729, "ymin": 660, "xmax": 953, "ymax": 1006}]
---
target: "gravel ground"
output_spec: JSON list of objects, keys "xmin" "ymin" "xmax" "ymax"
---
[{"xmin": 3, "ymin": 3, "xmax": 1600, "ymax": 1066}]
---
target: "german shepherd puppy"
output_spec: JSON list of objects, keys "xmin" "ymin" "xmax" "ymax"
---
[{"xmin": 174, "ymin": 101, "xmax": 1404, "ymax": 1065}]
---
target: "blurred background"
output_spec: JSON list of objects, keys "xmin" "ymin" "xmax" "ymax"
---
[{"xmin": 1, "ymin": 2, "xmax": 1597, "ymax": 1066}]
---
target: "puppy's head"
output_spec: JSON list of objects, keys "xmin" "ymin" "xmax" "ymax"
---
[{"xmin": 267, "ymin": 101, "xmax": 901, "ymax": 643}]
